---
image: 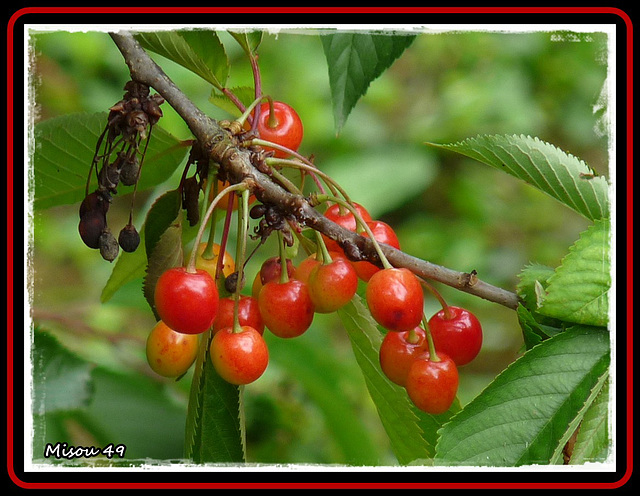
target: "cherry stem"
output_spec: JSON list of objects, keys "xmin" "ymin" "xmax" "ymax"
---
[
  {"xmin": 314, "ymin": 230, "xmax": 333, "ymax": 265},
  {"xmin": 314, "ymin": 194, "xmax": 392, "ymax": 270},
  {"xmin": 232, "ymin": 189, "xmax": 251, "ymax": 333},
  {"xmin": 406, "ymin": 327, "xmax": 420, "ymax": 345},
  {"xmin": 186, "ymin": 182, "xmax": 249, "ymax": 274},
  {"xmin": 216, "ymin": 193, "xmax": 235, "ymax": 281},
  {"xmin": 277, "ymin": 231, "xmax": 289, "ymax": 284},
  {"xmin": 421, "ymin": 315, "xmax": 440, "ymax": 362},
  {"xmin": 200, "ymin": 167, "xmax": 219, "ymax": 259},
  {"xmin": 265, "ymin": 157, "xmax": 347, "ymax": 203},
  {"xmin": 418, "ymin": 277, "xmax": 453, "ymax": 320},
  {"xmin": 235, "ymin": 96, "xmax": 265, "ymax": 129}
]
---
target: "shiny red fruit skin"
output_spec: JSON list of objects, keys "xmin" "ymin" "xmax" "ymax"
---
[
  {"xmin": 252, "ymin": 256, "xmax": 296, "ymax": 299},
  {"xmin": 365, "ymin": 268, "xmax": 424, "ymax": 332},
  {"xmin": 154, "ymin": 267, "xmax": 219, "ymax": 335},
  {"xmin": 213, "ymin": 295, "xmax": 264, "ymax": 335},
  {"xmin": 379, "ymin": 327, "xmax": 428, "ymax": 387},
  {"xmin": 405, "ymin": 352, "xmax": 459, "ymax": 415},
  {"xmin": 307, "ymin": 258, "xmax": 359, "ymax": 313},
  {"xmin": 321, "ymin": 202, "xmax": 373, "ymax": 253},
  {"xmin": 352, "ymin": 220, "xmax": 401, "ymax": 282},
  {"xmin": 210, "ymin": 326, "xmax": 269, "ymax": 385},
  {"xmin": 428, "ymin": 306, "xmax": 483, "ymax": 366},
  {"xmin": 255, "ymin": 101, "xmax": 303, "ymax": 158},
  {"xmin": 258, "ymin": 279, "xmax": 315, "ymax": 338}
]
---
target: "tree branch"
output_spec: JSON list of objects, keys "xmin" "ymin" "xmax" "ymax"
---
[{"xmin": 109, "ymin": 30, "xmax": 520, "ymax": 311}]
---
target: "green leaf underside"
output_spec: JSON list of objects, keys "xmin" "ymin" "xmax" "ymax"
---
[
  {"xmin": 32, "ymin": 112, "xmax": 187, "ymax": 210},
  {"xmin": 537, "ymin": 218, "xmax": 611, "ymax": 327},
  {"xmin": 569, "ymin": 378, "xmax": 610, "ymax": 464},
  {"xmin": 135, "ymin": 31, "xmax": 229, "ymax": 90},
  {"xmin": 321, "ymin": 31, "xmax": 416, "ymax": 133},
  {"xmin": 430, "ymin": 134, "xmax": 610, "ymax": 221},
  {"xmin": 337, "ymin": 296, "xmax": 458, "ymax": 465},
  {"xmin": 434, "ymin": 326, "xmax": 610, "ymax": 466}
]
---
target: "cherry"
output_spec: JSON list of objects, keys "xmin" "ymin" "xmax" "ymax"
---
[
  {"xmin": 251, "ymin": 256, "xmax": 296, "ymax": 298},
  {"xmin": 428, "ymin": 306, "xmax": 483, "ymax": 366},
  {"xmin": 78, "ymin": 210, "xmax": 107, "ymax": 249},
  {"xmin": 321, "ymin": 202, "xmax": 372, "ymax": 253},
  {"xmin": 294, "ymin": 254, "xmax": 322, "ymax": 285},
  {"xmin": 405, "ymin": 352, "xmax": 459, "ymax": 415},
  {"xmin": 194, "ymin": 242, "xmax": 235, "ymax": 279},
  {"xmin": 379, "ymin": 327, "xmax": 428, "ymax": 387},
  {"xmin": 213, "ymin": 295, "xmax": 264, "ymax": 335},
  {"xmin": 153, "ymin": 266, "xmax": 219, "ymax": 335},
  {"xmin": 146, "ymin": 320, "xmax": 199, "ymax": 378},
  {"xmin": 253, "ymin": 101, "xmax": 304, "ymax": 158},
  {"xmin": 210, "ymin": 325, "xmax": 269, "ymax": 385},
  {"xmin": 351, "ymin": 220, "xmax": 400, "ymax": 282},
  {"xmin": 365, "ymin": 268, "xmax": 424, "ymax": 332},
  {"xmin": 307, "ymin": 257, "xmax": 359, "ymax": 313},
  {"xmin": 258, "ymin": 279, "xmax": 315, "ymax": 338}
]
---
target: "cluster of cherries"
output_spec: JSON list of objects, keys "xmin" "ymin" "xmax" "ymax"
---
[{"xmin": 81, "ymin": 93, "xmax": 483, "ymax": 416}]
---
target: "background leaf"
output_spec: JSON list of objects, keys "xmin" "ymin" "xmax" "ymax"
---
[
  {"xmin": 135, "ymin": 30, "xmax": 229, "ymax": 90},
  {"xmin": 537, "ymin": 218, "xmax": 611, "ymax": 326},
  {"xmin": 31, "ymin": 329, "xmax": 94, "ymax": 414},
  {"xmin": 321, "ymin": 31, "xmax": 416, "ymax": 133},
  {"xmin": 337, "ymin": 296, "xmax": 459, "ymax": 465},
  {"xmin": 32, "ymin": 112, "xmax": 188, "ymax": 210},
  {"xmin": 430, "ymin": 134, "xmax": 610, "ymax": 221},
  {"xmin": 434, "ymin": 326, "xmax": 610, "ymax": 466}
]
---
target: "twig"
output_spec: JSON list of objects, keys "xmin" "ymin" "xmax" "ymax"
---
[{"xmin": 109, "ymin": 30, "xmax": 521, "ymax": 310}]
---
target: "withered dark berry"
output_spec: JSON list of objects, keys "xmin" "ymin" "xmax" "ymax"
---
[
  {"xmin": 99, "ymin": 228, "xmax": 120, "ymax": 262},
  {"xmin": 119, "ymin": 155, "xmax": 140, "ymax": 186},
  {"xmin": 79, "ymin": 211, "xmax": 107, "ymax": 249},
  {"xmin": 118, "ymin": 224, "xmax": 141, "ymax": 253}
]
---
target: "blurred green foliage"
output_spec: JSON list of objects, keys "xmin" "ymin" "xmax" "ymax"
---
[{"xmin": 28, "ymin": 27, "xmax": 609, "ymax": 466}]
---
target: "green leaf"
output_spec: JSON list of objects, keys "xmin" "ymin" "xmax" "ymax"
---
[
  {"xmin": 135, "ymin": 30, "xmax": 229, "ymax": 90},
  {"xmin": 32, "ymin": 112, "xmax": 188, "ymax": 210},
  {"xmin": 434, "ymin": 326, "xmax": 610, "ymax": 466},
  {"xmin": 143, "ymin": 189, "xmax": 182, "ymax": 259},
  {"xmin": 31, "ymin": 329, "xmax": 94, "ymax": 414},
  {"xmin": 537, "ymin": 218, "xmax": 611, "ymax": 327},
  {"xmin": 321, "ymin": 31, "xmax": 416, "ymax": 133},
  {"xmin": 100, "ymin": 229, "xmax": 147, "ymax": 303},
  {"xmin": 228, "ymin": 30, "xmax": 263, "ymax": 55},
  {"xmin": 430, "ymin": 134, "xmax": 610, "ymax": 221},
  {"xmin": 569, "ymin": 377, "xmax": 610, "ymax": 464},
  {"xmin": 142, "ymin": 220, "xmax": 184, "ymax": 318},
  {"xmin": 185, "ymin": 331, "xmax": 244, "ymax": 463},
  {"xmin": 516, "ymin": 304, "xmax": 564, "ymax": 350},
  {"xmin": 337, "ymin": 296, "xmax": 459, "ymax": 465},
  {"xmin": 209, "ymin": 86, "xmax": 256, "ymax": 118}
]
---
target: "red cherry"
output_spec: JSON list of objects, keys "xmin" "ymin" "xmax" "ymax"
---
[
  {"xmin": 258, "ymin": 279, "xmax": 315, "ymax": 338},
  {"xmin": 351, "ymin": 220, "xmax": 401, "ymax": 282},
  {"xmin": 252, "ymin": 256, "xmax": 296, "ymax": 298},
  {"xmin": 405, "ymin": 352, "xmax": 459, "ymax": 415},
  {"xmin": 428, "ymin": 306, "xmax": 483, "ymax": 366},
  {"xmin": 212, "ymin": 295, "xmax": 265, "ymax": 335},
  {"xmin": 379, "ymin": 327, "xmax": 428, "ymax": 387},
  {"xmin": 210, "ymin": 326, "xmax": 269, "ymax": 385},
  {"xmin": 153, "ymin": 267, "xmax": 219, "ymax": 335},
  {"xmin": 294, "ymin": 254, "xmax": 322, "ymax": 285},
  {"xmin": 321, "ymin": 202, "xmax": 373, "ymax": 253},
  {"xmin": 307, "ymin": 257, "xmax": 359, "ymax": 313},
  {"xmin": 365, "ymin": 268, "xmax": 424, "ymax": 332},
  {"xmin": 254, "ymin": 101, "xmax": 303, "ymax": 158}
]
